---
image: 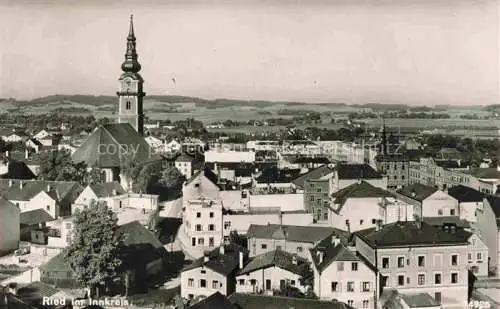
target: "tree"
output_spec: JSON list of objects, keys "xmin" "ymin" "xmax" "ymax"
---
[
  {"xmin": 134, "ymin": 161, "xmax": 163, "ymax": 193},
  {"xmin": 119, "ymin": 152, "xmax": 142, "ymax": 191},
  {"xmin": 159, "ymin": 165, "xmax": 185, "ymax": 189},
  {"xmin": 64, "ymin": 200, "xmax": 124, "ymax": 298},
  {"xmin": 84, "ymin": 168, "xmax": 105, "ymax": 185},
  {"xmin": 38, "ymin": 150, "xmax": 88, "ymax": 184}
]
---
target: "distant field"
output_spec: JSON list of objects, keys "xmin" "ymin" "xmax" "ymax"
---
[{"xmin": 363, "ymin": 118, "xmax": 500, "ymax": 129}]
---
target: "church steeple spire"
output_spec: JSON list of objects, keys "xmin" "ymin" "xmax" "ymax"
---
[
  {"xmin": 121, "ymin": 14, "xmax": 141, "ymax": 73},
  {"xmin": 381, "ymin": 118, "xmax": 388, "ymax": 155}
]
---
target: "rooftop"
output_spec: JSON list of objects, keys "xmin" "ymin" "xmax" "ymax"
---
[
  {"xmin": 182, "ymin": 244, "xmax": 248, "ymax": 276},
  {"xmin": 310, "ymin": 238, "xmax": 361, "ymax": 273},
  {"xmin": 355, "ymin": 221, "xmax": 469, "ymax": 248},
  {"xmin": 447, "ymin": 185, "xmax": 487, "ymax": 203},
  {"xmin": 228, "ymin": 293, "xmax": 355, "ymax": 309},
  {"xmin": 20, "ymin": 209, "xmax": 54, "ymax": 226},
  {"xmin": 238, "ymin": 249, "xmax": 309, "ymax": 276},
  {"xmin": 396, "ymin": 183, "xmax": 439, "ymax": 202},
  {"xmin": 331, "ymin": 181, "xmax": 394, "ymax": 208},
  {"xmin": 188, "ymin": 292, "xmax": 237, "ymax": 309},
  {"xmin": 89, "ymin": 181, "xmax": 125, "ymax": 198},
  {"xmin": 291, "ymin": 165, "xmax": 333, "ymax": 189},
  {"xmin": 336, "ymin": 163, "xmax": 382, "ymax": 180},
  {"xmin": 246, "ymin": 224, "xmax": 336, "ymax": 244}
]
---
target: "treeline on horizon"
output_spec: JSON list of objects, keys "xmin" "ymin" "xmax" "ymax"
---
[{"xmin": 1, "ymin": 95, "xmax": 496, "ymax": 111}]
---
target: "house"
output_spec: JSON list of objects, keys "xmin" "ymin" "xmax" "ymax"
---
[
  {"xmin": 182, "ymin": 198, "xmax": 224, "ymax": 255},
  {"xmin": 25, "ymin": 138, "xmax": 43, "ymax": 153},
  {"xmin": 335, "ymin": 163, "xmax": 387, "ymax": 191},
  {"xmin": 33, "ymin": 130, "xmax": 50, "ymax": 140},
  {"xmin": 72, "ymin": 181, "xmax": 126, "ymax": 212},
  {"xmin": 396, "ymin": 183, "xmax": 459, "ymax": 218},
  {"xmin": 183, "ymin": 168, "xmax": 222, "ymax": 201},
  {"xmin": 291, "ymin": 165, "xmax": 334, "ymax": 193},
  {"xmin": 310, "ymin": 235, "xmax": 376, "ymax": 308},
  {"xmin": 175, "ymin": 153, "xmax": 196, "ymax": 179},
  {"xmin": 457, "ymin": 230, "xmax": 489, "ymax": 277},
  {"xmin": 71, "ymin": 123, "xmax": 155, "ymax": 183},
  {"xmin": 181, "ymin": 244, "xmax": 248, "ymax": 299},
  {"xmin": 355, "ymin": 221, "xmax": 470, "ymax": 308},
  {"xmin": 246, "ymin": 224, "xmax": 345, "ymax": 259},
  {"xmin": 380, "ymin": 289, "xmax": 441, "ymax": 309},
  {"xmin": 254, "ymin": 167, "xmax": 302, "ymax": 193},
  {"xmin": 165, "ymin": 139, "xmax": 182, "ymax": 153},
  {"xmin": 447, "ymin": 185, "xmax": 487, "ymax": 223},
  {"xmin": 375, "ymin": 154, "xmax": 409, "ymax": 190},
  {"xmin": 437, "ymin": 148, "xmax": 463, "ymax": 161},
  {"xmin": 0, "ymin": 179, "xmax": 82, "ymax": 219},
  {"xmin": 144, "ymin": 135, "xmax": 164, "ymax": 153},
  {"xmin": 20, "ymin": 208, "xmax": 54, "ymax": 244},
  {"xmin": 235, "ymin": 249, "xmax": 310, "ymax": 294},
  {"xmin": 47, "ymin": 217, "xmax": 75, "ymax": 248},
  {"xmin": 3, "ymin": 131, "xmax": 29, "ymax": 143},
  {"xmin": 40, "ymin": 220, "xmax": 166, "ymax": 294},
  {"xmin": 329, "ymin": 181, "xmax": 409, "ymax": 232},
  {"xmin": 0, "ymin": 196, "xmax": 20, "ymax": 255},
  {"xmin": 227, "ymin": 293, "xmax": 356, "ymax": 309},
  {"xmin": 476, "ymin": 196, "xmax": 500, "ymax": 275}
]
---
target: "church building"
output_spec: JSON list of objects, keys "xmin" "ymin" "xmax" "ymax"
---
[{"xmin": 72, "ymin": 16, "xmax": 156, "ymax": 185}]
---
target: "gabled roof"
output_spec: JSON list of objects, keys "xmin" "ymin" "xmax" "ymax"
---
[
  {"xmin": 447, "ymin": 185, "xmax": 487, "ymax": 203},
  {"xmin": 186, "ymin": 167, "xmax": 222, "ymax": 190},
  {"xmin": 188, "ymin": 292, "xmax": 237, "ymax": 309},
  {"xmin": 246, "ymin": 224, "xmax": 336, "ymax": 244},
  {"xmin": 116, "ymin": 220, "xmax": 163, "ymax": 249},
  {"xmin": 355, "ymin": 221, "xmax": 469, "ymax": 248},
  {"xmin": 0, "ymin": 179, "xmax": 82, "ymax": 203},
  {"xmin": 89, "ymin": 181, "xmax": 125, "ymax": 198},
  {"xmin": 336, "ymin": 164, "xmax": 382, "ymax": 180},
  {"xmin": 72, "ymin": 123, "xmax": 152, "ymax": 168},
  {"xmin": 182, "ymin": 244, "xmax": 248, "ymax": 276},
  {"xmin": 20, "ymin": 209, "xmax": 54, "ymax": 226},
  {"xmin": 396, "ymin": 183, "xmax": 439, "ymax": 202},
  {"xmin": 331, "ymin": 181, "xmax": 394, "ymax": 207},
  {"xmin": 0, "ymin": 291, "xmax": 38, "ymax": 309},
  {"xmin": 291, "ymin": 165, "xmax": 333, "ymax": 188},
  {"xmin": 464, "ymin": 168, "xmax": 500, "ymax": 179},
  {"xmin": 16, "ymin": 281, "xmax": 62, "ymax": 305},
  {"xmin": 238, "ymin": 249, "xmax": 308, "ymax": 276},
  {"xmin": 310, "ymin": 239, "xmax": 360, "ymax": 273},
  {"xmin": 400, "ymin": 292, "xmax": 441, "ymax": 308},
  {"xmin": 175, "ymin": 153, "xmax": 194, "ymax": 163},
  {"xmin": 228, "ymin": 293, "xmax": 355, "ymax": 309}
]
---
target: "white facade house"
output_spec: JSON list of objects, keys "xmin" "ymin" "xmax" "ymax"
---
[
  {"xmin": 397, "ymin": 184, "xmax": 460, "ymax": 219},
  {"xmin": 310, "ymin": 236, "xmax": 376, "ymax": 309},
  {"xmin": 47, "ymin": 217, "xmax": 74, "ymax": 248},
  {"xmin": 235, "ymin": 249, "xmax": 309, "ymax": 294},
  {"xmin": 145, "ymin": 135, "xmax": 164, "ymax": 153},
  {"xmin": 175, "ymin": 154, "xmax": 195, "ymax": 179},
  {"xmin": 465, "ymin": 231, "xmax": 489, "ymax": 277},
  {"xmin": 183, "ymin": 198, "xmax": 224, "ymax": 251},
  {"xmin": 165, "ymin": 140, "xmax": 182, "ymax": 153}
]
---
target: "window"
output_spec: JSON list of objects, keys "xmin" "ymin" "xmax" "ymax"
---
[
  {"xmin": 435, "ymin": 273, "xmax": 442, "ymax": 284},
  {"xmin": 66, "ymin": 236, "xmax": 72, "ymax": 243},
  {"xmin": 297, "ymin": 247, "xmax": 303, "ymax": 253},
  {"xmin": 477, "ymin": 253, "xmax": 482, "ymax": 261},
  {"xmin": 198, "ymin": 238, "xmax": 204, "ymax": 245},
  {"xmin": 451, "ymin": 273, "xmax": 458, "ymax": 284},
  {"xmin": 337, "ymin": 262, "xmax": 344, "ymax": 271},
  {"xmin": 347, "ymin": 281, "xmax": 355, "ymax": 292},
  {"xmin": 200, "ymin": 269, "xmax": 206, "ymax": 274},
  {"xmin": 208, "ymin": 224, "xmax": 215, "ymax": 231},
  {"xmin": 291, "ymin": 280, "xmax": 295, "ymax": 286},
  {"xmin": 351, "ymin": 262, "xmax": 358, "ymax": 271},
  {"xmin": 323, "ymin": 212, "xmax": 328, "ymax": 220},
  {"xmin": 451, "ymin": 254, "xmax": 458, "ymax": 266},
  {"xmin": 331, "ymin": 282, "xmax": 339, "ymax": 292},
  {"xmin": 418, "ymin": 256, "xmax": 425, "ymax": 267},
  {"xmin": 261, "ymin": 244, "xmax": 267, "ymax": 249},
  {"xmin": 360, "ymin": 220, "xmax": 364, "ymax": 225},
  {"xmin": 438, "ymin": 209, "xmax": 443, "ymax": 215},
  {"xmin": 188, "ymin": 278, "xmax": 194, "ymax": 287},
  {"xmin": 348, "ymin": 300, "xmax": 354, "ymax": 307},
  {"xmin": 65, "ymin": 223, "xmax": 72, "ymax": 230},
  {"xmin": 224, "ymin": 221, "xmax": 231, "ymax": 229},
  {"xmin": 194, "ymin": 183, "xmax": 200, "ymax": 188},
  {"xmin": 125, "ymin": 101, "xmax": 131, "ymax": 110},
  {"xmin": 196, "ymin": 212, "xmax": 201, "ymax": 218},
  {"xmin": 468, "ymin": 253, "xmax": 472, "ymax": 261},
  {"xmin": 345, "ymin": 219, "xmax": 349, "ymax": 226},
  {"xmin": 250, "ymin": 279, "xmax": 256, "ymax": 286},
  {"xmin": 398, "ymin": 257, "xmax": 405, "ymax": 268},
  {"xmin": 209, "ymin": 212, "xmax": 214, "ymax": 218},
  {"xmin": 239, "ymin": 279, "xmax": 245, "ymax": 285},
  {"xmin": 363, "ymin": 300, "xmax": 370, "ymax": 308},
  {"xmin": 46, "ymin": 205, "xmax": 50, "ymax": 211},
  {"xmin": 450, "ymin": 209, "xmax": 455, "ymax": 216},
  {"xmin": 382, "ymin": 257, "xmax": 389, "ymax": 269},
  {"xmin": 362, "ymin": 282, "xmax": 370, "ymax": 292},
  {"xmin": 212, "ymin": 280, "xmax": 219, "ymax": 289},
  {"xmin": 397, "ymin": 275, "xmax": 404, "ymax": 286},
  {"xmin": 195, "ymin": 224, "xmax": 202, "ymax": 231},
  {"xmin": 200, "ymin": 279, "xmax": 206, "ymax": 288},
  {"xmin": 418, "ymin": 274, "xmax": 425, "ymax": 285}
]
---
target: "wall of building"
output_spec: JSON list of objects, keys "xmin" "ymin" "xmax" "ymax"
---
[
  {"xmin": 235, "ymin": 266, "xmax": 306, "ymax": 294},
  {"xmin": 0, "ymin": 203, "xmax": 20, "ymax": 255},
  {"xmin": 204, "ymin": 150, "xmax": 255, "ymax": 163},
  {"xmin": 314, "ymin": 259, "xmax": 376, "ymax": 309},
  {"xmin": 184, "ymin": 200, "xmax": 223, "ymax": 251},
  {"xmin": 467, "ymin": 234, "xmax": 489, "ymax": 277},
  {"xmin": 249, "ymin": 194, "xmax": 305, "ymax": 212},
  {"xmin": 329, "ymin": 198, "xmax": 385, "ymax": 232},
  {"xmin": 422, "ymin": 191, "xmax": 459, "ymax": 217},
  {"xmin": 224, "ymin": 212, "xmax": 313, "ymax": 237},
  {"xmin": 27, "ymin": 191, "xmax": 58, "ymax": 218},
  {"xmin": 181, "ymin": 267, "xmax": 228, "ymax": 298},
  {"xmin": 476, "ymin": 199, "xmax": 498, "ymax": 274}
]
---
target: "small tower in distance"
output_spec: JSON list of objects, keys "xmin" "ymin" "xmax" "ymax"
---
[{"xmin": 117, "ymin": 14, "xmax": 145, "ymax": 135}]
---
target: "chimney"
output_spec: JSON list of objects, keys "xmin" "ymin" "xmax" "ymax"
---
[
  {"xmin": 8, "ymin": 180, "xmax": 12, "ymax": 187},
  {"xmin": 19, "ymin": 181, "xmax": 24, "ymax": 189},
  {"xmin": 317, "ymin": 251, "xmax": 324, "ymax": 263},
  {"xmin": 292, "ymin": 255, "xmax": 297, "ymax": 265},
  {"xmin": 25, "ymin": 149, "xmax": 28, "ymax": 159},
  {"xmin": 239, "ymin": 251, "xmax": 244, "ymax": 269},
  {"xmin": 46, "ymin": 184, "xmax": 51, "ymax": 192},
  {"xmin": 7, "ymin": 283, "xmax": 17, "ymax": 295},
  {"xmin": 411, "ymin": 190, "xmax": 416, "ymax": 197},
  {"xmin": 219, "ymin": 245, "xmax": 225, "ymax": 255},
  {"xmin": 112, "ymin": 189, "xmax": 117, "ymax": 196}
]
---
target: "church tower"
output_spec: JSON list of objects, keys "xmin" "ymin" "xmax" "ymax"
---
[{"xmin": 117, "ymin": 15, "xmax": 145, "ymax": 135}]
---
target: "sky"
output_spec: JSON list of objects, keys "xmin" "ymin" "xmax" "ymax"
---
[{"xmin": 0, "ymin": 0, "xmax": 498, "ymax": 105}]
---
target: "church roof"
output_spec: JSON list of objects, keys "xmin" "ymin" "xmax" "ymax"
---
[{"xmin": 71, "ymin": 123, "xmax": 152, "ymax": 168}]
